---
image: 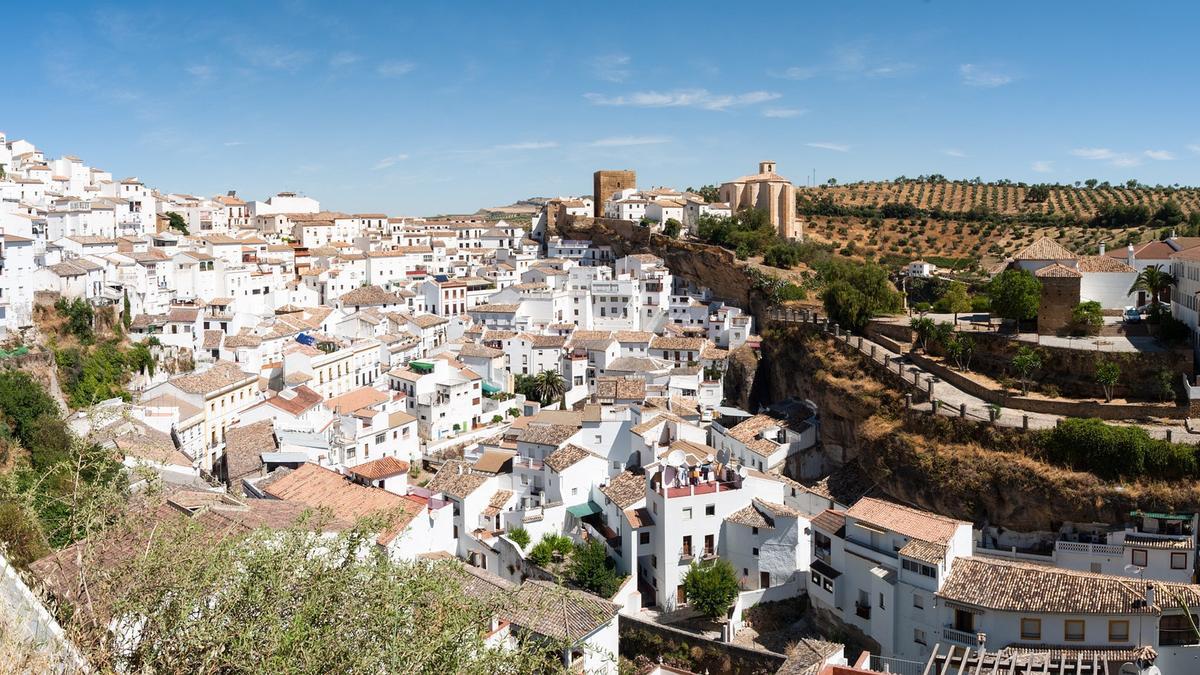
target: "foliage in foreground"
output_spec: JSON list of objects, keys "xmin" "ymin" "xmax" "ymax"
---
[{"xmin": 52, "ymin": 513, "xmax": 567, "ymax": 674}]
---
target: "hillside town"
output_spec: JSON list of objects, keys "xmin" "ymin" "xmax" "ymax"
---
[{"xmin": 5, "ymin": 128, "xmax": 1200, "ymax": 675}]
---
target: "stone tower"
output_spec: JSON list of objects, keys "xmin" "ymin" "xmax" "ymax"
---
[{"xmin": 592, "ymin": 170, "xmax": 637, "ymax": 218}]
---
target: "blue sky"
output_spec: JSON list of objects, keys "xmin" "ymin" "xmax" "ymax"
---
[{"xmin": 8, "ymin": 1, "xmax": 1200, "ymax": 214}]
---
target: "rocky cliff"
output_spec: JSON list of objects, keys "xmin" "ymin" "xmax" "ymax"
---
[{"xmin": 753, "ymin": 325, "xmax": 1200, "ymax": 531}]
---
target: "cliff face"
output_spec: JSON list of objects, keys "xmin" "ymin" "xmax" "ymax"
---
[
  {"xmin": 753, "ymin": 326, "xmax": 1200, "ymax": 531},
  {"xmin": 553, "ymin": 216, "xmax": 768, "ymax": 322}
]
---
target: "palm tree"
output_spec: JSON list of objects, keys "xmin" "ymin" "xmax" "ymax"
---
[
  {"xmin": 535, "ymin": 370, "xmax": 568, "ymax": 410},
  {"xmin": 1128, "ymin": 264, "xmax": 1176, "ymax": 314}
]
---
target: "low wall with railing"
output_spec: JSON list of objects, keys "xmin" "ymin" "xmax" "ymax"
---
[
  {"xmin": 727, "ymin": 579, "xmax": 806, "ymax": 637},
  {"xmin": 618, "ymin": 613, "xmax": 787, "ymax": 675}
]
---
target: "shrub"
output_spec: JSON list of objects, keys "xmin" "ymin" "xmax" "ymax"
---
[
  {"xmin": 508, "ymin": 527, "xmax": 531, "ymax": 550},
  {"xmin": 568, "ymin": 540, "xmax": 623, "ymax": 598},
  {"xmin": 1039, "ymin": 418, "xmax": 1198, "ymax": 480},
  {"xmin": 681, "ymin": 559, "xmax": 740, "ymax": 619},
  {"xmin": 1070, "ymin": 301, "xmax": 1104, "ymax": 336},
  {"xmin": 528, "ymin": 533, "xmax": 573, "ymax": 566}
]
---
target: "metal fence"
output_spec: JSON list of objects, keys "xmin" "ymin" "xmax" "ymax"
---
[{"xmin": 869, "ymin": 654, "xmax": 927, "ymax": 675}]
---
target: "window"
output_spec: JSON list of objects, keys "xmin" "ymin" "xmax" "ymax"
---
[
  {"xmin": 1172, "ymin": 552, "xmax": 1188, "ymax": 570},
  {"xmin": 651, "ymin": 554, "xmax": 657, "ymax": 569},
  {"xmin": 878, "ymin": 592, "xmax": 885, "ymax": 609},
  {"xmin": 752, "ymin": 547, "xmax": 759, "ymax": 557},
  {"xmin": 823, "ymin": 577, "xmax": 833, "ymax": 592},
  {"xmin": 1160, "ymin": 613, "xmax": 1200, "ymax": 645},
  {"xmin": 705, "ymin": 504, "xmax": 715, "ymax": 516},
  {"xmin": 914, "ymin": 628, "xmax": 926, "ymax": 646},
  {"xmin": 1020, "ymin": 618, "xmax": 1041, "ymax": 640},
  {"xmin": 811, "ymin": 571, "xmax": 821, "ymax": 585},
  {"xmin": 1132, "ymin": 548, "xmax": 1149, "ymax": 567},
  {"xmin": 375, "ymin": 433, "xmax": 385, "ymax": 445},
  {"xmin": 682, "ymin": 507, "xmax": 692, "ymax": 520},
  {"xmin": 1109, "ymin": 620, "xmax": 1130, "ymax": 642},
  {"xmin": 639, "ymin": 532, "xmax": 649, "ymax": 545},
  {"xmin": 902, "ymin": 559, "xmax": 937, "ymax": 578},
  {"xmin": 913, "ymin": 593, "xmax": 924, "ymax": 609},
  {"xmin": 1064, "ymin": 620, "xmax": 1085, "ymax": 642}
]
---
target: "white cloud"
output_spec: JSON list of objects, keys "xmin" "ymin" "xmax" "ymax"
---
[
  {"xmin": 186, "ymin": 65, "xmax": 213, "ymax": 80},
  {"xmin": 373, "ymin": 153, "xmax": 410, "ymax": 170},
  {"xmin": 942, "ymin": 148, "xmax": 967, "ymax": 158},
  {"xmin": 1072, "ymin": 147, "xmax": 1116, "ymax": 160},
  {"xmin": 377, "ymin": 61, "xmax": 416, "ymax": 78},
  {"xmin": 1031, "ymin": 160, "xmax": 1054, "ymax": 173},
  {"xmin": 771, "ymin": 41, "xmax": 914, "ymax": 81},
  {"xmin": 1188, "ymin": 144, "xmax": 1200, "ymax": 155},
  {"xmin": 589, "ymin": 136, "xmax": 671, "ymax": 147},
  {"xmin": 330, "ymin": 52, "xmax": 361, "ymax": 68},
  {"xmin": 763, "ymin": 107, "xmax": 807, "ymax": 118},
  {"xmin": 807, "ymin": 142, "xmax": 850, "ymax": 153},
  {"xmin": 1144, "ymin": 149, "xmax": 1175, "ymax": 161},
  {"xmin": 584, "ymin": 89, "xmax": 780, "ymax": 111},
  {"xmin": 238, "ymin": 44, "xmax": 311, "ymax": 71},
  {"xmin": 959, "ymin": 63, "xmax": 1014, "ymax": 88},
  {"xmin": 1072, "ymin": 147, "xmax": 1145, "ymax": 167},
  {"xmin": 223, "ymin": 141, "xmax": 246, "ymax": 147},
  {"xmin": 591, "ymin": 54, "xmax": 631, "ymax": 83},
  {"xmin": 493, "ymin": 141, "xmax": 558, "ymax": 150}
]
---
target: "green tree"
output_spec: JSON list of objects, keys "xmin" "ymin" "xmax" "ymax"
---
[
  {"xmin": 1070, "ymin": 301, "xmax": 1104, "ymax": 336},
  {"xmin": 165, "ymin": 211, "xmax": 189, "ymax": 235},
  {"xmin": 686, "ymin": 184, "xmax": 721, "ymax": 203},
  {"xmin": 568, "ymin": 540, "xmax": 622, "ymax": 598},
  {"xmin": 945, "ymin": 334, "xmax": 975, "ymax": 371},
  {"xmin": 1085, "ymin": 179, "xmax": 1098, "ymax": 189},
  {"xmin": 1128, "ymin": 264, "xmax": 1176, "ymax": 308},
  {"xmin": 122, "ymin": 290, "xmax": 132, "ymax": 330},
  {"xmin": 1151, "ymin": 200, "xmax": 1186, "ymax": 229},
  {"xmin": 507, "ymin": 527, "xmax": 531, "ymax": 549},
  {"xmin": 934, "ymin": 281, "xmax": 972, "ymax": 323},
  {"xmin": 910, "ymin": 317, "xmax": 935, "ymax": 352},
  {"xmin": 1010, "ymin": 346, "xmax": 1043, "ymax": 395},
  {"xmin": 534, "ymin": 370, "xmax": 568, "ymax": 409},
  {"xmin": 819, "ymin": 259, "xmax": 903, "ymax": 332},
  {"xmin": 0, "ymin": 370, "xmax": 61, "ymax": 448},
  {"xmin": 1096, "ymin": 359, "xmax": 1121, "ymax": 402},
  {"xmin": 1025, "ymin": 184, "xmax": 1051, "ymax": 203},
  {"xmin": 662, "ymin": 218, "xmax": 682, "ymax": 238},
  {"xmin": 987, "ymin": 269, "xmax": 1042, "ymax": 323},
  {"xmin": 681, "ymin": 559, "xmax": 739, "ymax": 620}
]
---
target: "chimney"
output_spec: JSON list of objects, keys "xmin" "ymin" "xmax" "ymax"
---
[
  {"xmin": 1146, "ymin": 584, "xmax": 1156, "ymax": 608},
  {"xmin": 1099, "ymin": 242, "xmax": 1106, "ymax": 256}
]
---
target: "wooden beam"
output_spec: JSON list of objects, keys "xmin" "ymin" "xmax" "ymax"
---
[
  {"xmin": 922, "ymin": 644, "xmax": 942, "ymax": 675},
  {"xmin": 940, "ymin": 645, "xmax": 957, "ymax": 675}
]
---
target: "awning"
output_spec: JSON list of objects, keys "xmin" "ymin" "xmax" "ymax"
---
[
  {"xmin": 1131, "ymin": 511, "xmax": 1194, "ymax": 521},
  {"xmin": 482, "ymin": 381, "xmax": 502, "ymax": 394},
  {"xmin": 567, "ymin": 501, "xmax": 603, "ymax": 518}
]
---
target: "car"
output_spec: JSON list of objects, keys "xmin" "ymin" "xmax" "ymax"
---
[{"xmin": 1123, "ymin": 307, "xmax": 1142, "ymax": 323}]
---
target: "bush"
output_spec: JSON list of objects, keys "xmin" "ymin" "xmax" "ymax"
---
[
  {"xmin": 1039, "ymin": 418, "xmax": 1198, "ymax": 480},
  {"xmin": 681, "ymin": 559, "xmax": 740, "ymax": 619},
  {"xmin": 507, "ymin": 527, "xmax": 531, "ymax": 550},
  {"xmin": 528, "ymin": 533, "xmax": 573, "ymax": 566},
  {"xmin": 1070, "ymin": 301, "xmax": 1104, "ymax": 336},
  {"xmin": 568, "ymin": 540, "xmax": 623, "ymax": 598}
]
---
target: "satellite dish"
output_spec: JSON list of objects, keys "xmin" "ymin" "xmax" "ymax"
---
[
  {"xmin": 737, "ymin": 466, "xmax": 749, "ymax": 478},
  {"xmin": 1124, "ymin": 564, "xmax": 1144, "ymax": 574},
  {"xmin": 705, "ymin": 453, "xmax": 715, "ymax": 463},
  {"xmin": 666, "ymin": 449, "xmax": 687, "ymax": 467}
]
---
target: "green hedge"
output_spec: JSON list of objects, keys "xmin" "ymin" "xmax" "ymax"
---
[{"xmin": 1038, "ymin": 418, "xmax": 1198, "ymax": 480}]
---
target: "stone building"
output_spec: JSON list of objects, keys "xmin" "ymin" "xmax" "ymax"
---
[
  {"xmin": 719, "ymin": 161, "xmax": 800, "ymax": 240},
  {"xmin": 592, "ymin": 170, "xmax": 636, "ymax": 218},
  {"xmin": 1035, "ymin": 263, "xmax": 1082, "ymax": 335}
]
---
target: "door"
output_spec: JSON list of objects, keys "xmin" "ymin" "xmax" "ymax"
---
[
  {"xmin": 676, "ymin": 585, "xmax": 687, "ymax": 605},
  {"xmin": 954, "ymin": 609, "xmax": 974, "ymax": 632},
  {"xmin": 760, "ymin": 571, "xmax": 771, "ymax": 589},
  {"xmin": 704, "ymin": 534, "xmax": 714, "ymax": 556}
]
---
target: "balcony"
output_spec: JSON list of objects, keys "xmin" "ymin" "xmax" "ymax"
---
[
  {"xmin": 815, "ymin": 547, "xmax": 832, "ymax": 564},
  {"xmin": 658, "ymin": 480, "xmax": 739, "ymax": 499},
  {"xmin": 855, "ymin": 603, "xmax": 871, "ymax": 620},
  {"xmin": 942, "ymin": 626, "xmax": 980, "ymax": 646},
  {"xmin": 679, "ymin": 546, "xmax": 694, "ymax": 562}
]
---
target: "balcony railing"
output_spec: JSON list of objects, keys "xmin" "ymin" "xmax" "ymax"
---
[
  {"xmin": 658, "ymin": 480, "xmax": 739, "ymax": 499},
  {"xmin": 679, "ymin": 547, "xmax": 694, "ymax": 562},
  {"xmin": 1055, "ymin": 540, "xmax": 1124, "ymax": 556},
  {"xmin": 815, "ymin": 548, "xmax": 832, "ymax": 564},
  {"xmin": 942, "ymin": 626, "xmax": 980, "ymax": 646},
  {"xmin": 855, "ymin": 603, "xmax": 871, "ymax": 620}
]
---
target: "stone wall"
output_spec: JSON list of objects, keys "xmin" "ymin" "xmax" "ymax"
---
[
  {"xmin": 618, "ymin": 613, "xmax": 785, "ymax": 675},
  {"xmin": 592, "ymin": 170, "xmax": 636, "ymax": 218},
  {"xmin": 955, "ymin": 332, "xmax": 1191, "ymax": 401}
]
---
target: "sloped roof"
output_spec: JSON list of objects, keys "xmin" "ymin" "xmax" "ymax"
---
[
  {"xmin": 263, "ymin": 463, "xmax": 420, "ymax": 546},
  {"xmin": 845, "ymin": 497, "xmax": 965, "ymax": 545},
  {"xmin": 1034, "ymin": 262, "xmax": 1083, "ymax": 278},
  {"xmin": 348, "ymin": 456, "xmax": 410, "ymax": 481},
  {"xmin": 503, "ymin": 580, "xmax": 619, "ymax": 642},
  {"xmin": 1012, "ymin": 237, "xmax": 1077, "ymax": 261}
]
